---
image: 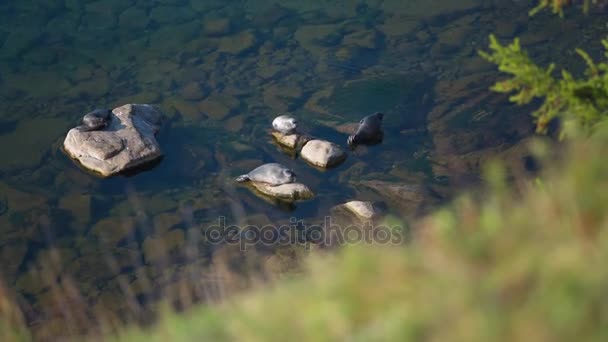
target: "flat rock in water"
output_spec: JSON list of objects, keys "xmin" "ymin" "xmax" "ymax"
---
[
  {"xmin": 271, "ymin": 131, "xmax": 310, "ymax": 150},
  {"xmin": 63, "ymin": 104, "xmax": 163, "ymax": 177},
  {"xmin": 250, "ymin": 182, "xmax": 314, "ymax": 201},
  {"xmin": 300, "ymin": 139, "xmax": 347, "ymax": 168},
  {"xmin": 352, "ymin": 180, "xmax": 441, "ymax": 217},
  {"xmin": 343, "ymin": 201, "xmax": 377, "ymax": 220}
]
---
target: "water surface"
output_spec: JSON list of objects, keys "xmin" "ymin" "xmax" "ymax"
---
[{"xmin": 0, "ymin": 0, "xmax": 605, "ymax": 337}]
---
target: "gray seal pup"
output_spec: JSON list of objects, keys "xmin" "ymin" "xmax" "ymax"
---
[
  {"xmin": 272, "ymin": 115, "xmax": 298, "ymax": 134},
  {"xmin": 347, "ymin": 112, "xmax": 384, "ymax": 148},
  {"xmin": 235, "ymin": 163, "xmax": 296, "ymax": 185},
  {"xmin": 78, "ymin": 108, "xmax": 112, "ymax": 132}
]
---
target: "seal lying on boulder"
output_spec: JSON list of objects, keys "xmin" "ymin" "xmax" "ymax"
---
[
  {"xmin": 235, "ymin": 163, "xmax": 313, "ymax": 201},
  {"xmin": 347, "ymin": 112, "xmax": 384, "ymax": 148},
  {"xmin": 272, "ymin": 115, "xmax": 298, "ymax": 134},
  {"xmin": 78, "ymin": 108, "xmax": 112, "ymax": 132},
  {"xmin": 236, "ymin": 163, "xmax": 296, "ymax": 185},
  {"xmin": 63, "ymin": 104, "xmax": 163, "ymax": 177},
  {"xmin": 271, "ymin": 115, "xmax": 311, "ymax": 151}
]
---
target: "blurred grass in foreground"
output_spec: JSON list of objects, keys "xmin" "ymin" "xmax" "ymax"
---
[{"xmin": 108, "ymin": 123, "xmax": 608, "ymax": 342}]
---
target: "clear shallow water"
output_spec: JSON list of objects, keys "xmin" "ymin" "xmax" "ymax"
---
[{"xmin": 0, "ymin": 0, "xmax": 605, "ymax": 337}]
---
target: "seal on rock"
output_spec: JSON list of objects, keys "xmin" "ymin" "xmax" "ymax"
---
[
  {"xmin": 235, "ymin": 163, "xmax": 296, "ymax": 185},
  {"xmin": 272, "ymin": 115, "xmax": 298, "ymax": 134},
  {"xmin": 63, "ymin": 104, "xmax": 163, "ymax": 177},
  {"xmin": 78, "ymin": 109, "xmax": 112, "ymax": 132},
  {"xmin": 347, "ymin": 112, "xmax": 384, "ymax": 148}
]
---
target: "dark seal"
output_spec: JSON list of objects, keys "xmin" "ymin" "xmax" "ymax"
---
[
  {"xmin": 347, "ymin": 112, "xmax": 384, "ymax": 148},
  {"xmin": 78, "ymin": 108, "xmax": 112, "ymax": 132}
]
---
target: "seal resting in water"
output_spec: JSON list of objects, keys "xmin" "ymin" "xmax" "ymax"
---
[
  {"xmin": 235, "ymin": 163, "xmax": 296, "ymax": 185},
  {"xmin": 347, "ymin": 112, "xmax": 384, "ymax": 148},
  {"xmin": 272, "ymin": 115, "xmax": 298, "ymax": 134},
  {"xmin": 78, "ymin": 108, "xmax": 112, "ymax": 132}
]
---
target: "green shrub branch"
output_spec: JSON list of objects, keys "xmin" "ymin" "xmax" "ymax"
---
[
  {"xmin": 531, "ymin": 0, "xmax": 603, "ymax": 16},
  {"xmin": 479, "ymin": 35, "xmax": 608, "ymax": 137}
]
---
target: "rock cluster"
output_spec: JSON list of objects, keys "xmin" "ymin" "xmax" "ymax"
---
[{"xmin": 271, "ymin": 114, "xmax": 348, "ymax": 169}]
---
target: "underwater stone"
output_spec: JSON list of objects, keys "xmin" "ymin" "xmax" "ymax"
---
[
  {"xmin": 198, "ymin": 95, "xmax": 239, "ymax": 120},
  {"xmin": 225, "ymin": 115, "xmax": 245, "ymax": 132},
  {"xmin": 341, "ymin": 201, "xmax": 378, "ymax": 220},
  {"xmin": 143, "ymin": 229, "xmax": 185, "ymax": 264},
  {"xmin": 352, "ymin": 180, "xmax": 440, "ymax": 217},
  {"xmin": 89, "ymin": 216, "xmax": 137, "ymax": 246},
  {"xmin": 263, "ymin": 84, "xmax": 304, "ymax": 112},
  {"xmin": 217, "ymin": 30, "xmax": 258, "ymax": 55},
  {"xmin": 250, "ymin": 182, "xmax": 314, "ymax": 201},
  {"xmin": 180, "ymin": 81, "xmax": 207, "ymax": 101},
  {"xmin": 300, "ymin": 139, "xmax": 347, "ymax": 169},
  {"xmin": 63, "ymin": 104, "xmax": 163, "ymax": 177},
  {"xmin": 58, "ymin": 193, "xmax": 92, "ymax": 228},
  {"xmin": 294, "ymin": 24, "xmax": 340, "ymax": 57},
  {"xmin": 434, "ymin": 24, "xmax": 473, "ymax": 54},
  {"xmin": 0, "ymin": 117, "xmax": 68, "ymax": 173},
  {"xmin": 203, "ymin": 18, "xmax": 232, "ymax": 36},
  {"xmin": 342, "ymin": 30, "xmax": 382, "ymax": 49}
]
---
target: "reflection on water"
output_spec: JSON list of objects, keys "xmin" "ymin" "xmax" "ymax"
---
[{"xmin": 0, "ymin": 0, "xmax": 605, "ymax": 337}]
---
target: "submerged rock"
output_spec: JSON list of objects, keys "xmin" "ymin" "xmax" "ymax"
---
[
  {"xmin": 203, "ymin": 18, "xmax": 232, "ymax": 36},
  {"xmin": 63, "ymin": 104, "xmax": 163, "ymax": 177},
  {"xmin": 217, "ymin": 30, "xmax": 258, "ymax": 55},
  {"xmin": 340, "ymin": 200, "xmax": 378, "ymax": 220},
  {"xmin": 329, "ymin": 200, "xmax": 386, "ymax": 237},
  {"xmin": 0, "ymin": 117, "xmax": 69, "ymax": 173},
  {"xmin": 142, "ymin": 229, "xmax": 185, "ymax": 264},
  {"xmin": 300, "ymin": 139, "xmax": 347, "ymax": 168},
  {"xmin": 198, "ymin": 94, "xmax": 239, "ymax": 120},
  {"xmin": 352, "ymin": 180, "xmax": 441, "ymax": 217},
  {"xmin": 250, "ymin": 182, "xmax": 314, "ymax": 201}
]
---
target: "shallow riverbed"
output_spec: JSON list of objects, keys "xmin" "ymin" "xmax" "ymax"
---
[{"xmin": 0, "ymin": 0, "xmax": 605, "ymax": 337}]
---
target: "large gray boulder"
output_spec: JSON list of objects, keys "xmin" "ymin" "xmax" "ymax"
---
[
  {"xmin": 63, "ymin": 104, "xmax": 163, "ymax": 177},
  {"xmin": 300, "ymin": 139, "xmax": 347, "ymax": 168}
]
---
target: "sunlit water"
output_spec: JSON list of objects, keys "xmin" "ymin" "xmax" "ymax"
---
[{"xmin": 0, "ymin": 0, "xmax": 605, "ymax": 337}]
